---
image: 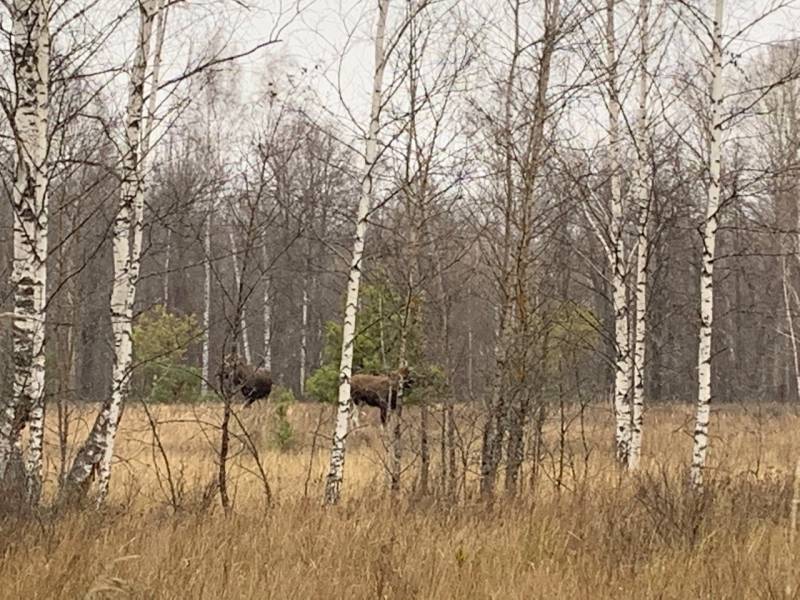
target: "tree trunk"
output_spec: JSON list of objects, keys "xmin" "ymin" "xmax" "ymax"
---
[
  {"xmin": 96, "ymin": 0, "xmax": 168, "ymax": 505},
  {"xmin": 1, "ymin": 0, "xmax": 51, "ymax": 506},
  {"xmin": 54, "ymin": 202, "xmax": 77, "ymax": 487},
  {"xmin": 629, "ymin": 0, "xmax": 651, "ymax": 472},
  {"xmin": 481, "ymin": 303, "xmax": 511, "ymax": 495},
  {"xmin": 480, "ymin": 0, "xmax": 522, "ymax": 497},
  {"xmin": 262, "ymin": 246, "xmax": 272, "ymax": 370},
  {"xmin": 324, "ymin": 0, "xmax": 391, "ymax": 506},
  {"xmin": 782, "ymin": 257, "xmax": 800, "ymax": 407},
  {"xmin": 163, "ymin": 229, "xmax": 171, "ymax": 309},
  {"xmin": 503, "ymin": 0, "xmax": 559, "ymax": 494},
  {"xmin": 390, "ymin": 273, "xmax": 415, "ymax": 494},
  {"xmin": 419, "ymin": 401, "xmax": 429, "ymax": 495},
  {"xmin": 228, "ymin": 230, "xmax": 252, "ymax": 364},
  {"xmin": 300, "ymin": 269, "xmax": 309, "ymax": 395},
  {"xmin": 63, "ymin": 0, "xmax": 163, "ymax": 503},
  {"xmin": 467, "ymin": 327, "xmax": 474, "ymax": 398},
  {"xmin": 423, "ymin": 214, "xmax": 456, "ymax": 498},
  {"xmin": 690, "ymin": 0, "xmax": 725, "ymax": 490},
  {"xmin": 218, "ymin": 395, "xmax": 232, "ymax": 511},
  {"xmin": 202, "ymin": 212, "xmax": 212, "ymax": 395},
  {"xmin": 606, "ymin": 0, "xmax": 633, "ymax": 467},
  {"xmin": 504, "ymin": 398, "xmax": 526, "ymax": 494},
  {"xmin": 151, "ymin": 8, "xmax": 169, "ymax": 310}
]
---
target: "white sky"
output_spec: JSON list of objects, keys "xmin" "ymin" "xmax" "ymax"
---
[{"xmin": 41, "ymin": 0, "xmax": 800, "ymax": 165}]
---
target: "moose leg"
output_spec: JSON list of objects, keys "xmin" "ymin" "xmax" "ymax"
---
[{"xmin": 351, "ymin": 402, "xmax": 360, "ymax": 428}]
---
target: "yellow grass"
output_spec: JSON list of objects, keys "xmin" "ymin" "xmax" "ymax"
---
[{"xmin": 1, "ymin": 401, "xmax": 799, "ymax": 599}]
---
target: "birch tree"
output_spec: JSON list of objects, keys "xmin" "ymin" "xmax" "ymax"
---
[
  {"xmin": 63, "ymin": 0, "xmax": 165, "ymax": 501},
  {"xmin": 628, "ymin": 0, "xmax": 651, "ymax": 471},
  {"xmin": 605, "ymin": 0, "xmax": 632, "ymax": 466},
  {"xmin": 0, "ymin": 0, "xmax": 51, "ymax": 504},
  {"xmin": 228, "ymin": 228, "xmax": 253, "ymax": 364},
  {"xmin": 689, "ymin": 0, "xmax": 724, "ymax": 490},
  {"xmin": 261, "ymin": 247, "xmax": 272, "ymax": 370},
  {"xmin": 201, "ymin": 211, "xmax": 212, "ymax": 394},
  {"xmin": 763, "ymin": 45, "xmax": 800, "ymax": 407},
  {"xmin": 299, "ymin": 257, "xmax": 310, "ymax": 394},
  {"xmin": 324, "ymin": 0, "xmax": 391, "ymax": 505}
]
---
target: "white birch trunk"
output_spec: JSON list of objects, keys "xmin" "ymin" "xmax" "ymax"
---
[
  {"xmin": 228, "ymin": 230, "xmax": 252, "ymax": 365},
  {"xmin": 163, "ymin": 229, "xmax": 171, "ymax": 308},
  {"xmin": 0, "ymin": 0, "xmax": 51, "ymax": 503},
  {"xmin": 96, "ymin": 0, "xmax": 162, "ymax": 505},
  {"xmin": 262, "ymin": 282, "xmax": 272, "ymax": 370},
  {"xmin": 201, "ymin": 212, "xmax": 212, "ymax": 394},
  {"xmin": 22, "ymin": 0, "xmax": 50, "ymax": 504},
  {"xmin": 467, "ymin": 327, "xmax": 474, "ymax": 399},
  {"xmin": 606, "ymin": 0, "xmax": 632, "ymax": 466},
  {"xmin": 261, "ymin": 246, "xmax": 272, "ymax": 370},
  {"xmin": 690, "ymin": 0, "xmax": 725, "ymax": 490},
  {"xmin": 299, "ymin": 277, "xmax": 309, "ymax": 395},
  {"xmin": 782, "ymin": 258, "xmax": 800, "ymax": 405},
  {"xmin": 324, "ymin": 0, "xmax": 391, "ymax": 505},
  {"xmin": 150, "ymin": 5, "xmax": 169, "ymax": 308},
  {"xmin": 63, "ymin": 0, "xmax": 162, "ymax": 502},
  {"xmin": 629, "ymin": 0, "xmax": 651, "ymax": 472}
]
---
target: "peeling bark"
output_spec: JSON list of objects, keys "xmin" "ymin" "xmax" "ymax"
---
[{"xmin": 0, "ymin": 0, "xmax": 51, "ymax": 507}]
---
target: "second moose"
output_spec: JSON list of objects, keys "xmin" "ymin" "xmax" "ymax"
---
[{"xmin": 350, "ymin": 366, "xmax": 414, "ymax": 427}]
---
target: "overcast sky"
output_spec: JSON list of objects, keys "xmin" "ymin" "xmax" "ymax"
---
[{"xmin": 55, "ymin": 0, "xmax": 800, "ymax": 160}]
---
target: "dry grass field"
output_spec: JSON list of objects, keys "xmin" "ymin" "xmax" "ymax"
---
[{"xmin": 2, "ymin": 401, "xmax": 800, "ymax": 599}]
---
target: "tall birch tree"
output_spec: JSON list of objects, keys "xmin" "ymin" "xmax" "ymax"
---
[
  {"xmin": 628, "ymin": 0, "xmax": 651, "ymax": 471},
  {"xmin": 690, "ymin": 0, "xmax": 725, "ymax": 489},
  {"xmin": 324, "ymin": 0, "xmax": 391, "ymax": 506},
  {"xmin": 262, "ymin": 247, "xmax": 272, "ymax": 370},
  {"xmin": 605, "ymin": 0, "xmax": 632, "ymax": 467},
  {"xmin": 96, "ymin": 0, "xmax": 169, "ymax": 503},
  {"xmin": 63, "ymin": 0, "xmax": 165, "ymax": 501},
  {"xmin": 0, "ymin": 0, "xmax": 51, "ymax": 505},
  {"xmin": 201, "ymin": 211, "xmax": 213, "ymax": 394},
  {"xmin": 228, "ymin": 229, "xmax": 253, "ymax": 364}
]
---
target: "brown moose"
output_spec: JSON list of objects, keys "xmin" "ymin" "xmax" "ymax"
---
[
  {"xmin": 350, "ymin": 366, "xmax": 414, "ymax": 427},
  {"xmin": 220, "ymin": 354, "xmax": 273, "ymax": 407}
]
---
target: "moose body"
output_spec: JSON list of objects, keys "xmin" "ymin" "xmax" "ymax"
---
[
  {"xmin": 221, "ymin": 354, "xmax": 273, "ymax": 406},
  {"xmin": 350, "ymin": 367, "xmax": 413, "ymax": 426}
]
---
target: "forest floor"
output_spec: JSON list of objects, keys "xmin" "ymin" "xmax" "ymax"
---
[{"xmin": 1, "ymin": 401, "xmax": 799, "ymax": 599}]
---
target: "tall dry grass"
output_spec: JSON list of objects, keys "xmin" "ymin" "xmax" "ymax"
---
[{"xmin": 1, "ymin": 401, "xmax": 799, "ymax": 599}]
